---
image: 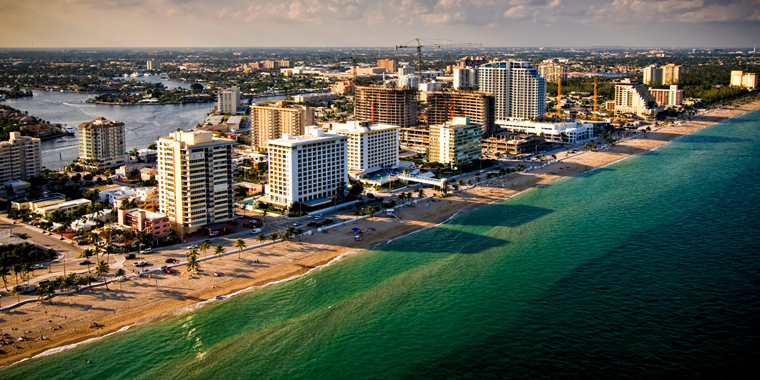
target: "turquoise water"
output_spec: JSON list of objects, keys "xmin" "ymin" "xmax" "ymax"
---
[{"xmin": 4, "ymin": 111, "xmax": 760, "ymax": 379}]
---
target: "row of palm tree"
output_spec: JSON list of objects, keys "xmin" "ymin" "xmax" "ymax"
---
[{"xmin": 6, "ymin": 259, "xmax": 116, "ymax": 304}]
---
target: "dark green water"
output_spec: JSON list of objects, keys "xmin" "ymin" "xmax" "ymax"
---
[{"xmin": 4, "ymin": 111, "xmax": 760, "ymax": 379}]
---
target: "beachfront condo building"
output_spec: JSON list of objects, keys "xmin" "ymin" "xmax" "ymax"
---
[
  {"xmin": 478, "ymin": 61, "xmax": 546, "ymax": 122},
  {"xmin": 218, "ymin": 86, "xmax": 241, "ymax": 115},
  {"xmin": 0, "ymin": 132, "xmax": 41, "ymax": 183},
  {"xmin": 266, "ymin": 126, "xmax": 347, "ymax": 208},
  {"xmin": 426, "ymin": 90, "xmax": 496, "ymax": 137},
  {"xmin": 428, "ymin": 117, "xmax": 482, "ymax": 169},
  {"xmin": 330, "ymin": 121, "xmax": 399, "ymax": 178},
  {"xmin": 643, "ymin": 64, "xmax": 682, "ymax": 86},
  {"xmin": 538, "ymin": 60, "xmax": 568, "ymax": 83},
  {"xmin": 614, "ymin": 80, "xmax": 659, "ymax": 117},
  {"xmin": 77, "ymin": 117, "xmax": 128, "ymax": 170},
  {"xmin": 649, "ymin": 85, "xmax": 684, "ymax": 107},
  {"xmin": 250, "ymin": 102, "xmax": 315, "ymax": 150},
  {"xmin": 730, "ymin": 70, "xmax": 758, "ymax": 89},
  {"xmin": 453, "ymin": 68, "xmax": 478, "ymax": 90},
  {"xmin": 157, "ymin": 130, "xmax": 236, "ymax": 237},
  {"xmin": 355, "ymin": 85, "xmax": 417, "ymax": 127}
]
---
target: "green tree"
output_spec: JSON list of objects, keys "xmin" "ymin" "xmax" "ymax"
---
[
  {"xmin": 187, "ymin": 249, "xmax": 199, "ymax": 272},
  {"xmin": 214, "ymin": 245, "xmax": 225, "ymax": 257},
  {"xmin": 0, "ymin": 265, "xmax": 9, "ymax": 290},
  {"xmin": 367, "ymin": 206, "xmax": 377, "ymax": 220},
  {"xmin": 114, "ymin": 268, "xmax": 126, "ymax": 290},
  {"xmin": 199, "ymin": 241, "xmax": 210, "ymax": 260},
  {"xmin": 10, "ymin": 284, "xmax": 24, "ymax": 302},
  {"xmin": 36, "ymin": 284, "xmax": 56, "ymax": 303},
  {"xmin": 256, "ymin": 233, "xmax": 266, "ymax": 245},
  {"xmin": 95, "ymin": 260, "xmax": 110, "ymax": 291},
  {"xmin": 234, "ymin": 238, "xmax": 247, "ymax": 259}
]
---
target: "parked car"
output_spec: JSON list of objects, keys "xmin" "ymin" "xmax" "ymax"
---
[
  {"xmin": 125, "ymin": 253, "xmax": 136, "ymax": 260},
  {"xmin": 133, "ymin": 261, "xmax": 148, "ymax": 267},
  {"xmin": 79, "ymin": 260, "xmax": 92, "ymax": 266},
  {"xmin": 187, "ymin": 244, "xmax": 199, "ymax": 249},
  {"xmin": 165, "ymin": 258, "xmax": 179, "ymax": 264},
  {"xmin": 250, "ymin": 228, "xmax": 262, "ymax": 234},
  {"xmin": 209, "ymin": 231, "xmax": 219, "ymax": 237},
  {"xmin": 143, "ymin": 247, "xmax": 152, "ymax": 252},
  {"xmin": 32, "ymin": 264, "xmax": 45, "ymax": 270}
]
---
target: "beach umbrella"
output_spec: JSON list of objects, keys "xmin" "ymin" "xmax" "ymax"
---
[{"xmin": 351, "ymin": 227, "xmax": 360, "ymax": 232}]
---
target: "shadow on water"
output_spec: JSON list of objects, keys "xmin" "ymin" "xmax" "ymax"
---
[
  {"xmin": 402, "ymin": 214, "xmax": 760, "ymax": 380},
  {"xmin": 573, "ymin": 167, "xmax": 615, "ymax": 178},
  {"xmin": 380, "ymin": 229, "xmax": 509, "ymax": 255},
  {"xmin": 447, "ymin": 204, "xmax": 554, "ymax": 228},
  {"xmin": 677, "ymin": 135, "xmax": 751, "ymax": 144}
]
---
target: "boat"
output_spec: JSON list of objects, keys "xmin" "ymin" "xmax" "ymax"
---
[
  {"xmin": 64, "ymin": 126, "xmax": 77, "ymax": 134},
  {"xmin": 159, "ymin": 74, "xmax": 168, "ymax": 79}
]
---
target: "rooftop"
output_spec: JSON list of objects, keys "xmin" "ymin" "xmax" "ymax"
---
[{"xmin": 268, "ymin": 126, "xmax": 346, "ymax": 147}]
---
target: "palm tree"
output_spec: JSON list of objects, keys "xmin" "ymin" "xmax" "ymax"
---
[
  {"xmin": 256, "ymin": 233, "xmax": 266, "ymax": 246},
  {"xmin": 261, "ymin": 209, "xmax": 268, "ymax": 225},
  {"xmin": 186, "ymin": 253, "xmax": 199, "ymax": 273},
  {"xmin": 367, "ymin": 206, "xmax": 377, "ymax": 220},
  {"xmin": 0, "ymin": 265, "xmax": 9, "ymax": 291},
  {"xmin": 95, "ymin": 260, "xmax": 110, "ymax": 291},
  {"xmin": 36, "ymin": 284, "xmax": 55, "ymax": 303},
  {"xmin": 269, "ymin": 233, "xmax": 278, "ymax": 252},
  {"xmin": 475, "ymin": 176, "xmax": 481, "ymax": 185},
  {"xmin": 418, "ymin": 188, "xmax": 425, "ymax": 198},
  {"xmin": 294, "ymin": 229, "xmax": 304, "ymax": 242},
  {"xmin": 46, "ymin": 248, "xmax": 57, "ymax": 273},
  {"xmin": 10, "ymin": 284, "xmax": 24, "ymax": 302},
  {"xmin": 214, "ymin": 245, "xmax": 225, "ymax": 257},
  {"xmin": 457, "ymin": 179, "xmax": 464, "ymax": 187},
  {"xmin": 353, "ymin": 209, "xmax": 361, "ymax": 223},
  {"xmin": 80, "ymin": 249, "xmax": 93, "ymax": 273},
  {"xmin": 76, "ymin": 276, "xmax": 89, "ymax": 291},
  {"xmin": 199, "ymin": 241, "xmax": 210, "ymax": 260},
  {"xmin": 114, "ymin": 268, "xmax": 126, "ymax": 290},
  {"xmin": 467, "ymin": 179, "xmax": 472, "ymax": 186},
  {"xmin": 234, "ymin": 238, "xmax": 247, "ymax": 259}
]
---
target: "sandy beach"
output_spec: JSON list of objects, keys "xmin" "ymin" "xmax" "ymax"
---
[{"xmin": 2, "ymin": 98, "xmax": 759, "ymax": 366}]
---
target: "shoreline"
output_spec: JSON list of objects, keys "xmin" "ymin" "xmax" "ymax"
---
[{"xmin": 2, "ymin": 99, "xmax": 760, "ymax": 367}]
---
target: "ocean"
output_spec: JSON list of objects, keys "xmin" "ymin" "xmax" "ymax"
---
[{"xmin": 3, "ymin": 110, "xmax": 760, "ymax": 379}]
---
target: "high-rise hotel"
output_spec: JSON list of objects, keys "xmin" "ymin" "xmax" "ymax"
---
[
  {"xmin": 478, "ymin": 61, "xmax": 546, "ymax": 122},
  {"xmin": 266, "ymin": 126, "xmax": 347, "ymax": 208},
  {"xmin": 157, "ymin": 130, "xmax": 235, "ymax": 237}
]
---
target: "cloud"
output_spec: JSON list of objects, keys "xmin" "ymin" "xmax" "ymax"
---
[{"xmin": 587, "ymin": 0, "xmax": 760, "ymax": 24}]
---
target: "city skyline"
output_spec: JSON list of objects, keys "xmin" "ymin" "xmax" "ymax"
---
[{"xmin": 0, "ymin": 0, "xmax": 759, "ymax": 48}]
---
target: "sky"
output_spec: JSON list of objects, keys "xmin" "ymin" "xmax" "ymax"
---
[{"xmin": 0, "ymin": 0, "xmax": 759, "ymax": 48}]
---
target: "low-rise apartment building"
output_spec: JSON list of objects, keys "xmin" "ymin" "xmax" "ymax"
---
[{"xmin": 117, "ymin": 208, "xmax": 170, "ymax": 238}]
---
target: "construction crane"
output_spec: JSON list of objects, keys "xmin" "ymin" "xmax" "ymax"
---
[
  {"xmin": 555, "ymin": 71, "xmax": 573, "ymax": 119},
  {"xmin": 580, "ymin": 78, "xmax": 616, "ymax": 120},
  {"xmin": 395, "ymin": 38, "xmax": 481, "ymax": 71}
]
